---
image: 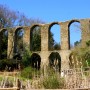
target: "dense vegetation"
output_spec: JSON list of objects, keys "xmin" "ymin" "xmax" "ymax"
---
[
  {"xmin": 0, "ymin": 4, "xmax": 60, "ymax": 71},
  {"xmin": 69, "ymin": 40, "xmax": 90, "ymax": 68}
]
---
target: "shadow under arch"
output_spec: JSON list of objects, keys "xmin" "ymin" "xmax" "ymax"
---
[
  {"xmin": 0, "ymin": 29, "xmax": 8, "ymax": 59},
  {"xmin": 49, "ymin": 52, "xmax": 61, "ymax": 72},
  {"xmin": 30, "ymin": 53, "xmax": 41, "ymax": 70}
]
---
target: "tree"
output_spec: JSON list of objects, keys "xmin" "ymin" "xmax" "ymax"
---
[
  {"xmin": 0, "ymin": 4, "xmax": 45, "ymax": 28},
  {"xmin": 49, "ymin": 31, "xmax": 55, "ymax": 50},
  {"xmin": 0, "ymin": 4, "xmax": 55, "ymax": 60},
  {"xmin": 74, "ymin": 40, "xmax": 81, "ymax": 47},
  {"xmin": 0, "ymin": 30, "xmax": 8, "ymax": 59},
  {"xmin": 54, "ymin": 42, "xmax": 60, "ymax": 50},
  {"xmin": 31, "ymin": 26, "xmax": 41, "ymax": 51},
  {"xmin": 0, "ymin": 4, "xmax": 18, "ymax": 28}
]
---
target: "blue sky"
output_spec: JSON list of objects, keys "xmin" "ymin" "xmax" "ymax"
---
[
  {"xmin": 0, "ymin": 0, "xmax": 90, "ymax": 22},
  {"xmin": 0, "ymin": 0, "xmax": 90, "ymax": 45}
]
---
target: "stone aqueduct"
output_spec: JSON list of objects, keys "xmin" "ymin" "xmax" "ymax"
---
[{"xmin": 0, "ymin": 18, "xmax": 90, "ymax": 71}]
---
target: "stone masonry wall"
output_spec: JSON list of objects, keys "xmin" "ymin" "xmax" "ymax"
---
[{"xmin": 0, "ymin": 18, "xmax": 90, "ymax": 71}]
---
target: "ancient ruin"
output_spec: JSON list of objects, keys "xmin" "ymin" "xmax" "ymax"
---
[{"xmin": 0, "ymin": 18, "xmax": 90, "ymax": 71}]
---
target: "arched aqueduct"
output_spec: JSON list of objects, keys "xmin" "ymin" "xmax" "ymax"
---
[{"xmin": 0, "ymin": 18, "xmax": 90, "ymax": 71}]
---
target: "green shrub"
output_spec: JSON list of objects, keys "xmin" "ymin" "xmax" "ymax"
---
[
  {"xmin": 21, "ymin": 67, "xmax": 34, "ymax": 79},
  {"xmin": 0, "ymin": 76, "xmax": 3, "ymax": 81},
  {"xmin": 0, "ymin": 59, "xmax": 21, "ymax": 71},
  {"xmin": 43, "ymin": 74, "xmax": 65, "ymax": 89},
  {"xmin": 22, "ymin": 49, "xmax": 32, "ymax": 68},
  {"xmin": 70, "ymin": 43, "xmax": 90, "ymax": 68},
  {"xmin": 21, "ymin": 66, "xmax": 40, "ymax": 79}
]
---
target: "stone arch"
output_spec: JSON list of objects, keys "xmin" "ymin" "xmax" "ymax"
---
[
  {"xmin": 0, "ymin": 29, "xmax": 8, "ymax": 59},
  {"xmin": 48, "ymin": 22, "xmax": 61, "ymax": 50},
  {"xmin": 14, "ymin": 27, "xmax": 24, "ymax": 56},
  {"xmin": 30, "ymin": 53, "xmax": 41, "ymax": 70},
  {"xmin": 49, "ymin": 52, "xmax": 61, "ymax": 72},
  {"xmin": 30, "ymin": 25, "xmax": 41, "ymax": 51},
  {"xmin": 68, "ymin": 20, "xmax": 81, "ymax": 49}
]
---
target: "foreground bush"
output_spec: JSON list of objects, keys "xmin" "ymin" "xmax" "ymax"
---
[
  {"xmin": 42, "ymin": 67, "xmax": 65, "ymax": 89},
  {"xmin": 22, "ymin": 49, "xmax": 32, "ymax": 68},
  {"xmin": 21, "ymin": 67, "xmax": 33, "ymax": 79},
  {"xmin": 70, "ymin": 44, "xmax": 90, "ymax": 68},
  {"xmin": 21, "ymin": 67, "xmax": 40, "ymax": 79},
  {"xmin": 43, "ymin": 74, "xmax": 65, "ymax": 89},
  {"xmin": 0, "ymin": 59, "xmax": 20, "ymax": 71}
]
